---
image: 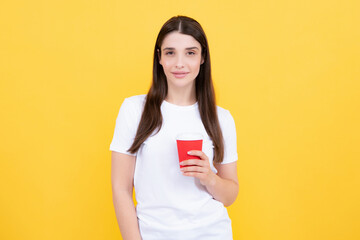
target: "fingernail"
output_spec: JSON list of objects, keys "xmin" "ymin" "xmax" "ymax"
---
[{"xmin": 187, "ymin": 151, "xmax": 192, "ymax": 154}]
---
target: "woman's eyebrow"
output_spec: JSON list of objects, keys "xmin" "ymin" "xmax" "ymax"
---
[
  {"xmin": 162, "ymin": 47, "xmax": 200, "ymax": 51},
  {"xmin": 185, "ymin": 47, "xmax": 200, "ymax": 50}
]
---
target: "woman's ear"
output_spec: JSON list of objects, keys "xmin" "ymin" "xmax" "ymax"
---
[
  {"xmin": 201, "ymin": 57, "xmax": 204, "ymax": 65},
  {"xmin": 157, "ymin": 49, "xmax": 161, "ymax": 65}
]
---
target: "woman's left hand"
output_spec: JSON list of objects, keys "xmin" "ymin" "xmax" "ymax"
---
[{"xmin": 180, "ymin": 150, "xmax": 216, "ymax": 187}]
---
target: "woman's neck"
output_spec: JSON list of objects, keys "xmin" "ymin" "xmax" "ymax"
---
[{"xmin": 165, "ymin": 86, "xmax": 196, "ymax": 106}]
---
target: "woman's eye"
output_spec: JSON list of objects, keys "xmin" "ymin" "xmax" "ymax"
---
[
  {"xmin": 165, "ymin": 51, "xmax": 174, "ymax": 55},
  {"xmin": 187, "ymin": 52, "xmax": 195, "ymax": 55}
]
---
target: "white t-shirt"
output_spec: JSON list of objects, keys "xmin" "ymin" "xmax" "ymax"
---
[{"xmin": 110, "ymin": 94, "xmax": 238, "ymax": 240}]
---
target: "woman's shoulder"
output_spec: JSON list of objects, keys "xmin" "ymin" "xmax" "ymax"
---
[
  {"xmin": 216, "ymin": 105, "xmax": 231, "ymax": 118},
  {"xmin": 121, "ymin": 94, "xmax": 147, "ymax": 108},
  {"xmin": 124, "ymin": 94, "xmax": 147, "ymax": 104},
  {"xmin": 119, "ymin": 94, "xmax": 146, "ymax": 116},
  {"xmin": 216, "ymin": 105, "xmax": 235, "ymax": 125}
]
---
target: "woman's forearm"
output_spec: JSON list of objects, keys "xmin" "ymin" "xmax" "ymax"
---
[
  {"xmin": 205, "ymin": 174, "xmax": 239, "ymax": 207},
  {"xmin": 112, "ymin": 190, "xmax": 142, "ymax": 240}
]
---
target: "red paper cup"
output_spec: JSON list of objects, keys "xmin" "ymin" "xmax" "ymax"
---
[{"xmin": 176, "ymin": 133, "xmax": 203, "ymax": 168}]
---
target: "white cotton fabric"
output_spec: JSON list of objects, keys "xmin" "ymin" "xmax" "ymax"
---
[{"xmin": 110, "ymin": 94, "xmax": 238, "ymax": 240}]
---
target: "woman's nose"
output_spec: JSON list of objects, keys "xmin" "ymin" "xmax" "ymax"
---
[{"xmin": 175, "ymin": 55, "xmax": 184, "ymax": 68}]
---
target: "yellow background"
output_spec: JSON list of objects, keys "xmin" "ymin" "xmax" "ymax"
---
[{"xmin": 1, "ymin": 0, "xmax": 359, "ymax": 239}]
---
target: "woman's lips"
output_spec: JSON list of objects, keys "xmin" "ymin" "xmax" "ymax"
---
[{"xmin": 172, "ymin": 72, "xmax": 189, "ymax": 78}]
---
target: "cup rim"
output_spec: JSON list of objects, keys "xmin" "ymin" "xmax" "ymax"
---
[{"xmin": 176, "ymin": 132, "xmax": 203, "ymax": 141}]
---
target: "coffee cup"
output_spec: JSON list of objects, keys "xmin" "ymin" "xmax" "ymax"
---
[{"xmin": 176, "ymin": 133, "xmax": 203, "ymax": 168}]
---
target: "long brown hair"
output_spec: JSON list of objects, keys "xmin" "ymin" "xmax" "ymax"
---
[{"xmin": 128, "ymin": 16, "xmax": 224, "ymax": 163}]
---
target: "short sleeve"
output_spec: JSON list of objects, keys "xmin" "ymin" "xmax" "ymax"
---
[
  {"xmin": 220, "ymin": 110, "xmax": 238, "ymax": 164},
  {"xmin": 109, "ymin": 98, "xmax": 141, "ymax": 156}
]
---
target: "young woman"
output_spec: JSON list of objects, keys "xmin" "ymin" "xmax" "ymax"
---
[{"xmin": 110, "ymin": 16, "xmax": 238, "ymax": 240}]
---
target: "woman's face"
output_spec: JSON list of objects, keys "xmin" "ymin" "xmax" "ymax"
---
[{"xmin": 159, "ymin": 31, "xmax": 204, "ymax": 91}]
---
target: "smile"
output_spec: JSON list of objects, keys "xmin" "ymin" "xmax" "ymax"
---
[{"xmin": 172, "ymin": 72, "xmax": 189, "ymax": 78}]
